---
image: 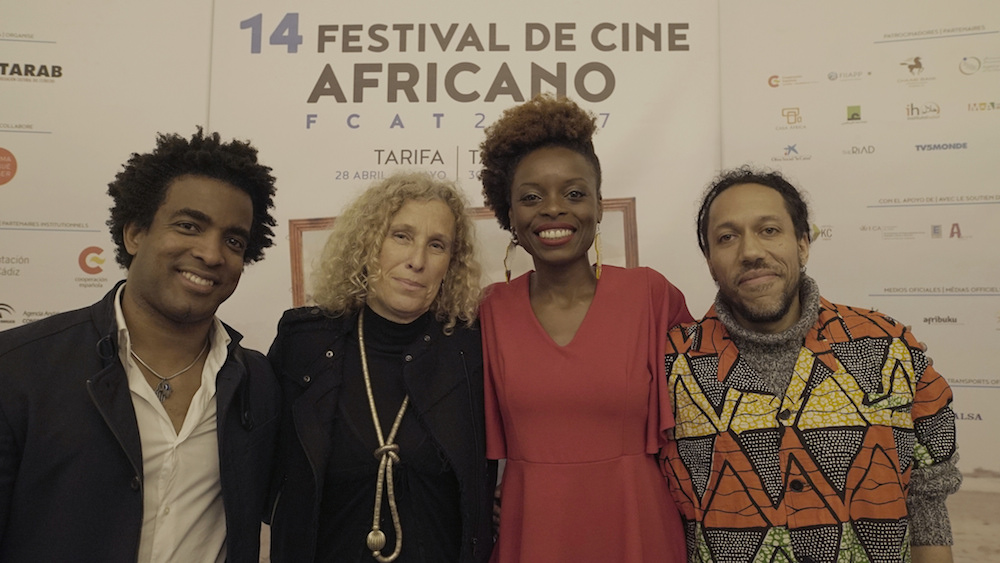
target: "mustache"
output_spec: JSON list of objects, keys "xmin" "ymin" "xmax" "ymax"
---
[{"xmin": 740, "ymin": 258, "xmax": 772, "ymax": 274}]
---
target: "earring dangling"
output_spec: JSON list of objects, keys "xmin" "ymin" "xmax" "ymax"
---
[
  {"xmin": 504, "ymin": 230, "xmax": 518, "ymax": 283},
  {"xmin": 594, "ymin": 223, "xmax": 603, "ymax": 280}
]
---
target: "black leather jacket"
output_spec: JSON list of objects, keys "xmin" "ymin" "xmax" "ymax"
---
[{"xmin": 267, "ymin": 307, "xmax": 496, "ymax": 562}]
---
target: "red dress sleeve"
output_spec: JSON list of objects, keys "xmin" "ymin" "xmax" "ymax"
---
[
  {"xmin": 480, "ymin": 285, "xmax": 507, "ymax": 460},
  {"xmin": 644, "ymin": 268, "xmax": 694, "ymax": 454}
]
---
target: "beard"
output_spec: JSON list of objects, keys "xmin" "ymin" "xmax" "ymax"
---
[{"xmin": 717, "ymin": 262, "xmax": 802, "ymax": 326}]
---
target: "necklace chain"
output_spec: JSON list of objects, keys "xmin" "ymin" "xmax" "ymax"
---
[
  {"xmin": 359, "ymin": 310, "xmax": 409, "ymax": 563},
  {"xmin": 130, "ymin": 339, "xmax": 209, "ymax": 402}
]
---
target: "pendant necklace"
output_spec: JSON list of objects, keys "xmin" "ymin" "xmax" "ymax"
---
[
  {"xmin": 130, "ymin": 339, "xmax": 209, "ymax": 402},
  {"xmin": 359, "ymin": 310, "xmax": 409, "ymax": 563}
]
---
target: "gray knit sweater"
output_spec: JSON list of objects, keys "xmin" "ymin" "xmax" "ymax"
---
[{"xmin": 714, "ymin": 275, "xmax": 960, "ymax": 546}]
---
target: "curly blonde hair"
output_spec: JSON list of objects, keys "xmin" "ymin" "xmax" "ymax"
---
[
  {"xmin": 311, "ymin": 172, "xmax": 481, "ymax": 332},
  {"xmin": 480, "ymin": 93, "xmax": 601, "ymax": 231}
]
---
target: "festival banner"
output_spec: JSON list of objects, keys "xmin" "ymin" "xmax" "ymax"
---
[{"xmin": 207, "ymin": 0, "xmax": 723, "ymax": 350}]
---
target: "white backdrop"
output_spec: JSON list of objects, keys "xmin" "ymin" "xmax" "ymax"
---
[
  {"xmin": 2, "ymin": 0, "xmax": 998, "ymax": 484},
  {"xmin": 1, "ymin": 0, "xmax": 212, "ymax": 321}
]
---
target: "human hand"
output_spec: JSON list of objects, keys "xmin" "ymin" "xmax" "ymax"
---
[{"xmin": 492, "ymin": 484, "xmax": 502, "ymax": 534}]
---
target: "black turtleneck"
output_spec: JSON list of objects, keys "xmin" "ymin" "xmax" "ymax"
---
[{"xmin": 316, "ymin": 305, "xmax": 461, "ymax": 563}]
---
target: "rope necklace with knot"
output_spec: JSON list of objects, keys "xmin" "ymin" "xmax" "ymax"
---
[{"xmin": 359, "ymin": 310, "xmax": 410, "ymax": 563}]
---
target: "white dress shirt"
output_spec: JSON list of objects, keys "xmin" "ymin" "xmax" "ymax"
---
[{"xmin": 115, "ymin": 284, "xmax": 230, "ymax": 563}]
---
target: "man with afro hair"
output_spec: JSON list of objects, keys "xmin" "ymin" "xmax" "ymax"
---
[{"xmin": 0, "ymin": 128, "xmax": 280, "ymax": 562}]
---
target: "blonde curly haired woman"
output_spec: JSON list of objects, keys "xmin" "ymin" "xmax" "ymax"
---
[{"xmin": 268, "ymin": 172, "xmax": 496, "ymax": 563}]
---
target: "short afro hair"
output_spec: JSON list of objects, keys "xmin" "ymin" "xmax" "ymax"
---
[
  {"xmin": 479, "ymin": 93, "xmax": 601, "ymax": 231},
  {"xmin": 696, "ymin": 165, "xmax": 811, "ymax": 257},
  {"xmin": 106, "ymin": 127, "xmax": 277, "ymax": 268}
]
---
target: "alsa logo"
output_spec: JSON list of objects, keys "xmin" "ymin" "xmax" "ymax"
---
[
  {"xmin": 0, "ymin": 63, "xmax": 62, "ymax": 78},
  {"xmin": 956, "ymin": 412, "xmax": 983, "ymax": 421},
  {"xmin": 78, "ymin": 246, "xmax": 105, "ymax": 275}
]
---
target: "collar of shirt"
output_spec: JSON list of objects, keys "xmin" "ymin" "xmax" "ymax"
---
[{"xmin": 113, "ymin": 282, "xmax": 231, "ymax": 430}]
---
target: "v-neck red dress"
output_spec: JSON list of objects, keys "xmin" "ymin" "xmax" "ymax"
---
[{"xmin": 481, "ymin": 266, "xmax": 692, "ymax": 562}]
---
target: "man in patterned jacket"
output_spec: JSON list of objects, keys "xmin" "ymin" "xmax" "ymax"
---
[{"xmin": 663, "ymin": 167, "xmax": 959, "ymax": 563}]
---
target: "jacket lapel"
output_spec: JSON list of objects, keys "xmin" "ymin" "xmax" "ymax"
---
[
  {"xmin": 87, "ymin": 357, "xmax": 143, "ymax": 478},
  {"xmin": 216, "ymin": 327, "xmax": 244, "ymax": 436},
  {"xmin": 85, "ymin": 283, "xmax": 144, "ymax": 477},
  {"xmin": 292, "ymin": 315, "xmax": 351, "ymax": 478},
  {"xmin": 404, "ymin": 327, "xmax": 465, "ymax": 417}
]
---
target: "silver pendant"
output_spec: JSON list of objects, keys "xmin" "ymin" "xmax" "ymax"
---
[{"xmin": 155, "ymin": 380, "xmax": 172, "ymax": 402}]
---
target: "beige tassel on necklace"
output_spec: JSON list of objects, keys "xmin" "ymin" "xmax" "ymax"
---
[{"xmin": 358, "ymin": 311, "xmax": 409, "ymax": 562}]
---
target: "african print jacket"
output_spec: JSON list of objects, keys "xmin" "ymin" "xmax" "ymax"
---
[{"xmin": 663, "ymin": 298, "xmax": 957, "ymax": 563}]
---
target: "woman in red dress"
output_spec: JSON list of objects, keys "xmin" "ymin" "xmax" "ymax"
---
[{"xmin": 479, "ymin": 94, "xmax": 692, "ymax": 562}]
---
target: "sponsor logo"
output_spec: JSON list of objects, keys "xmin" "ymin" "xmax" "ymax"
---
[
  {"xmin": 843, "ymin": 105, "xmax": 867, "ymax": 125},
  {"xmin": 900, "ymin": 56, "xmax": 924, "ymax": 75},
  {"xmin": 776, "ymin": 108, "xmax": 806, "ymax": 130},
  {"xmin": 958, "ymin": 56, "xmax": 1000, "ymax": 75},
  {"xmin": 960, "ymin": 57, "xmax": 983, "ymax": 75},
  {"xmin": 828, "ymin": 70, "xmax": 870, "ymax": 81},
  {"xmin": 0, "ymin": 255, "xmax": 29, "ymax": 274},
  {"xmin": 959, "ymin": 55, "xmax": 1000, "ymax": 74},
  {"xmin": 931, "ymin": 223, "xmax": 972, "ymax": 239},
  {"xmin": 766, "ymin": 74, "xmax": 814, "ymax": 88},
  {"xmin": 915, "ymin": 143, "xmax": 967, "ymax": 151},
  {"xmin": 897, "ymin": 56, "xmax": 936, "ymax": 87},
  {"xmin": 859, "ymin": 223, "xmax": 925, "ymax": 240},
  {"xmin": 923, "ymin": 315, "xmax": 958, "ymax": 325},
  {"xmin": 810, "ymin": 224, "xmax": 833, "ymax": 242},
  {"xmin": 771, "ymin": 144, "xmax": 812, "ymax": 162},
  {"xmin": 956, "ymin": 412, "xmax": 983, "ymax": 421},
  {"xmin": 0, "ymin": 147, "xmax": 16, "ymax": 186},
  {"xmin": 781, "ymin": 107, "xmax": 802, "ymax": 125},
  {"xmin": 842, "ymin": 145, "xmax": 875, "ymax": 155},
  {"xmin": 0, "ymin": 303, "xmax": 15, "ymax": 324},
  {"xmin": 905, "ymin": 102, "xmax": 940, "ymax": 120},
  {"xmin": 75, "ymin": 247, "xmax": 110, "ymax": 289},
  {"xmin": 0, "ymin": 63, "xmax": 63, "ymax": 83},
  {"xmin": 78, "ymin": 246, "xmax": 105, "ymax": 275},
  {"xmin": 968, "ymin": 101, "xmax": 1000, "ymax": 112}
]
